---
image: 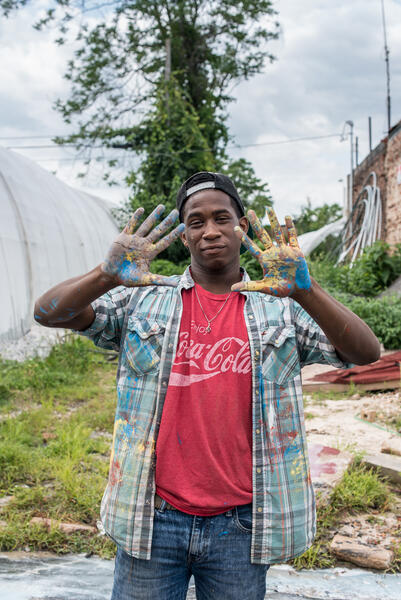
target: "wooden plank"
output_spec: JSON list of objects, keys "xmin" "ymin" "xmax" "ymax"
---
[{"xmin": 302, "ymin": 379, "xmax": 401, "ymax": 393}]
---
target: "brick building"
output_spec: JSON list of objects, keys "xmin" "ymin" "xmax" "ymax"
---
[{"xmin": 351, "ymin": 118, "xmax": 401, "ymax": 246}]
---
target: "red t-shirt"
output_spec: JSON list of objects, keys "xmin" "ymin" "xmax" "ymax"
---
[{"xmin": 155, "ymin": 282, "xmax": 253, "ymax": 515}]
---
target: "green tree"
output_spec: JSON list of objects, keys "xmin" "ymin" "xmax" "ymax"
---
[
  {"xmin": 2, "ymin": 1, "xmax": 278, "ymax": 151},
  {"xmin": 225, "ymin": 158, "xmax": 272, "ymax": 215},
  {"xmin": 294, "ymin": 199, "xmax": 343, "ymax": 235},
  {"xmin": 2, "ymin": 1, "xmax": 278, "ymax": 259}
]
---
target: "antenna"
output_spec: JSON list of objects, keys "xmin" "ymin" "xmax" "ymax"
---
[{"xmin": 380, "ymin": 0, "xmax": 391, "ymax": 133}]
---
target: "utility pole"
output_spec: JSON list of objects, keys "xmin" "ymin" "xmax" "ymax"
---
[
  {"xmin": 165, "ymin": 37, "xmax": 171, "ymax": 125},
  {"xmin": 380, "ymin": 0, "xmax": 391, "ymax": 133},
  {"xmin": 345, "ymin": 120, "xmax": 354, "ymax": 231}
]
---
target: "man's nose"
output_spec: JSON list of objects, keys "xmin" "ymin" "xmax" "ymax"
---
[{"xmin": 202, "ymin": 220, "xmax": 221, "ymax": 238}]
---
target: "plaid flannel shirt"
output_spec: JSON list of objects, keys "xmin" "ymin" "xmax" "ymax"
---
[{"xmin": 79, "ymin": 267, "xmax": 349, "ymax": 564}]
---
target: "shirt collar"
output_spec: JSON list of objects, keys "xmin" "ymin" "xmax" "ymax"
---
[{"xmin": 179, "ymin": 265, "xmax": 250, "ymax": 291}]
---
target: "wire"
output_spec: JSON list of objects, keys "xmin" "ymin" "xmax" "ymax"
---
[
  {"xmin": 0, "ymin": 134, "xmax": 65, "ymax": 140},
  {"xmin": 228, "ymin": 133, "xmax": 342, "ymax": 149},
  {"xmin": 6, "ymin": 131, "xmax": 342, "ymax": 162}
]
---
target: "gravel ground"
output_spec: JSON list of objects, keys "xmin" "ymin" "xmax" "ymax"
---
[{"xmin": 0, "ymin": 323, "xmax": 67, "ymax": 362}]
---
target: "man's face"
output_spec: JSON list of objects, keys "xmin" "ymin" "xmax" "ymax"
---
[{"xmin": 180, "ymin": 189, "xmax": 248, "ymax": 271}]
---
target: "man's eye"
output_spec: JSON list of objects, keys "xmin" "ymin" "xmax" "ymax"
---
[
  {"xmin": 189, "ymin": 220, "xmax": 202, "ymax": 227},
  {"xmin": 217, "ymin": 216, "xmax": 229, "ymax": 222}
]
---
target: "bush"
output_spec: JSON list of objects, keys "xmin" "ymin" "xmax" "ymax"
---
[
  {"xmin": 150, "ymin": 259, "xmax": 188, "ymax": 277},
  {"xmin": 310, "ymin": 241, "xmax": 401, "ymax": 297},
  {"xmin": 342, "ymin": 242, "xmax": 401, "ymax": 297},
  {"xmin": 334, "ymin": 293, "xmax": 401, "ymax": 350}
]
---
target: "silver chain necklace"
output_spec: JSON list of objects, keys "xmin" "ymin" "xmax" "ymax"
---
[{"xmin": 194, "ymin": 285, "xmax": 233, "ymax": 333}]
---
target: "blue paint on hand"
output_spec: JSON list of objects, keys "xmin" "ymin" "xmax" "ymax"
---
[
  {"xmin": 295, "ymin": 258, "xmax": 311, "ymax": 290},
  {"xmin": 177, "ymin": 433, "xmax": 182, "ymax": 445},
  {"xmin": 219, "ymin": 531, "xmax": 229, "ymax": 536}
]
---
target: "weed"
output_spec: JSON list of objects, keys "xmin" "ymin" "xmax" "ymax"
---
[
  {"xmin": 292, "ymin": 542, "xmax": 334, "ymax": 570},
  {"xmin": 330, "ymin": 462, "xmax": 391, "ymax": 512},
  {"xmin": 389, "ymin": 543, "xmax": 401, "ymax": 573}
]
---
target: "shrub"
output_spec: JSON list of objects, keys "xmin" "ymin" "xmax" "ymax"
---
[
  {"xmin": 150, "ymin": 259, "xmax": 188, "ymax": 277},
  {"xmin": 342, "ymin": 242, "xmax": 401, "ymax": 297},
  {"xmin": 334, "ymin": 293, "xmax": 401, "ymax": 350},
  {"xmin": 310, "ymin": 241, "xmax": 401, "ymax": 297}
]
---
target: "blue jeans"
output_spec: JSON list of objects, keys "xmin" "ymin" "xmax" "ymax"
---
[{"xmin": 111, "ymin": 501, "xmax": 269, "ymax": 600}]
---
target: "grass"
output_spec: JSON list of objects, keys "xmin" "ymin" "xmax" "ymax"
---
[
  {"xmin": 0, "ymin": 337, "xmax": 117, "ymax": 557},
  {"xmin": 305, "ymin": 382, "xmax": 362, "ymax": 406},
  {"xmin": 1, "ymin": 340, "xmax": 400, "ymax": 568},
  {"xmin": 292, "ymin": 457, "xmax": 396, "ymax": 570}
]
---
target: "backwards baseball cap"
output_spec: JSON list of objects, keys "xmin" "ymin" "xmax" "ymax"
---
[
  {"xmin": 176, "ymin": 171, "xmax": 245, "ymax": 221},
  {"xmin": 176, "ymin": 171, "xmax": 253, "ymax": 254}
]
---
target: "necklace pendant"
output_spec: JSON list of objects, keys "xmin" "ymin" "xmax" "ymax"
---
[{"xmin": 206, "ymin": 325, "xmax": 211, "ymax": 333}]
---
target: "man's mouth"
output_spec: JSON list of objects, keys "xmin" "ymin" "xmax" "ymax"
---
[{"xmin": 201, "ymin": 245, "xmax": 225, "ymax": 254}]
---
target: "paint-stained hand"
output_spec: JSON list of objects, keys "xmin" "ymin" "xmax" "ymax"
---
[
  {"xmin": 102, "ymin": 205, "xmax": 185, "ymax": 287},
  {"xmin": 231, "ymin": 208, "xmax": 311, "ymax": 297}
]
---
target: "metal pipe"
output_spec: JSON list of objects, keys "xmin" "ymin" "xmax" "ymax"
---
[{"xmin": 368, "ymin": 116, "xmax": 372, "ymax": 152}]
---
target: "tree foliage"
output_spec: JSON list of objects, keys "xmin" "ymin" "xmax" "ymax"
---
[
  {"xmin": 294, "ymin": 199, "xmax": 343, "ymax": 236},
  {"xmin": 2, "ymin": 1, "xmax": 278, "ymax": 259},
  {"xmin": 1, "ymin": 1, "xmax": 278, "ymax": 153}
]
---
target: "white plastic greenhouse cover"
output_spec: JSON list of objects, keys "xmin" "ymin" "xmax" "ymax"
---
[{"xmin": 0, "ymin": 147, "xmax": 119, "ymax": 343}]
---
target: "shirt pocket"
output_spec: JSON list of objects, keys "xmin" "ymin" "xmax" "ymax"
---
[
  {"xmin": 261, "ymin": 325, "xmax": 300, "ymax": 385},
  {"xmin": 124, "ymin": 317, "xmax": 166, "ymax": 376}
]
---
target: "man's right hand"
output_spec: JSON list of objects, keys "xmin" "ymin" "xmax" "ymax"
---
[
  {"xmin": 102, "ymin": 205, "xmax": 185, "ymax": 287},
  {"xmin": 34, "ymin": 204, "xmax": 185, "ymax": 331}
]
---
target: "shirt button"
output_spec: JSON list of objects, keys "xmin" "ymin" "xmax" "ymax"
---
[
  {"xmin": 255, "ymin": 390, "xmax": 259, "ymax": 396},
  {"xmin": 257, "ymin": 507, "xmax": 263, "ymax": 513},
  {"xmin": 255, "ymin": 350, "xmax": 260, "ymax": 357},
  {"xmin": 169, "ymin": 344, "xmax": 173, "ymax": 349},
  {"xmin": 257, "ymin": 468, "xmax": 262, "ymax": 474},
  {"xmin": 256, "ymin": 428, "xmax": 260, "ymax": 434},
  {"xmin": 249, "ymin": 315, "xmax": 254, "ymax": 320},
  {"xmin": 162, "ymin": 381, "xmax": 167, "ymax": 386}
]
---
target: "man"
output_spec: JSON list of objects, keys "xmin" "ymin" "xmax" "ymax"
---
[{"xmin": 34, "ymin": 171, "xmax": 380, "ymax": 600}]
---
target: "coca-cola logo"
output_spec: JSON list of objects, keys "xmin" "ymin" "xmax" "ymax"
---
[{"xmin": 169, "ymin": 328, "xmax": 251, "ymax": 387}]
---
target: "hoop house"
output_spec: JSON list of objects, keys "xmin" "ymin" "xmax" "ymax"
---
[{"xmin": 0, "ymin": 148, "xmax": 118, "ymax": 343}]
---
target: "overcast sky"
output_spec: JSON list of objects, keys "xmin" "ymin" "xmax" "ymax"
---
[{"xmin": 1, "ymin": 0, "xmax": 400, "ymax": 222}]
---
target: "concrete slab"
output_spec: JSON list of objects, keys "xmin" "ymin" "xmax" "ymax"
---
[
  {"xmin": 1, "ymin": 554, "xmax": 401, "ymax": 600},
  {"xmin": 363, "ymin": 453, "xmax": 401, "ymax": 485}
]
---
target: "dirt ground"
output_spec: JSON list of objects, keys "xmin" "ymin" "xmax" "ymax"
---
[
  {"xmin": 301, "ymin": 363, "xmax": 401, "ymax": 570},
  {"xmin": 302, "ymin": 363, "xmax": 401, "ymax": 454}
]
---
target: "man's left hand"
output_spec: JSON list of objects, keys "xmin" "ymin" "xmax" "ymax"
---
[{"xmin": 231, "ymin": 208, "xmax": 311, "ymax": 297}]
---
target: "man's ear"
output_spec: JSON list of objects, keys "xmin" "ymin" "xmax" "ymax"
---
[
  {"xmin": 180, "ymin": 230, "xmax": 189, "ymax": 248},
  {"xmin": 239, "ymin": 216, "xmax": 249, "ymax": 234}
]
